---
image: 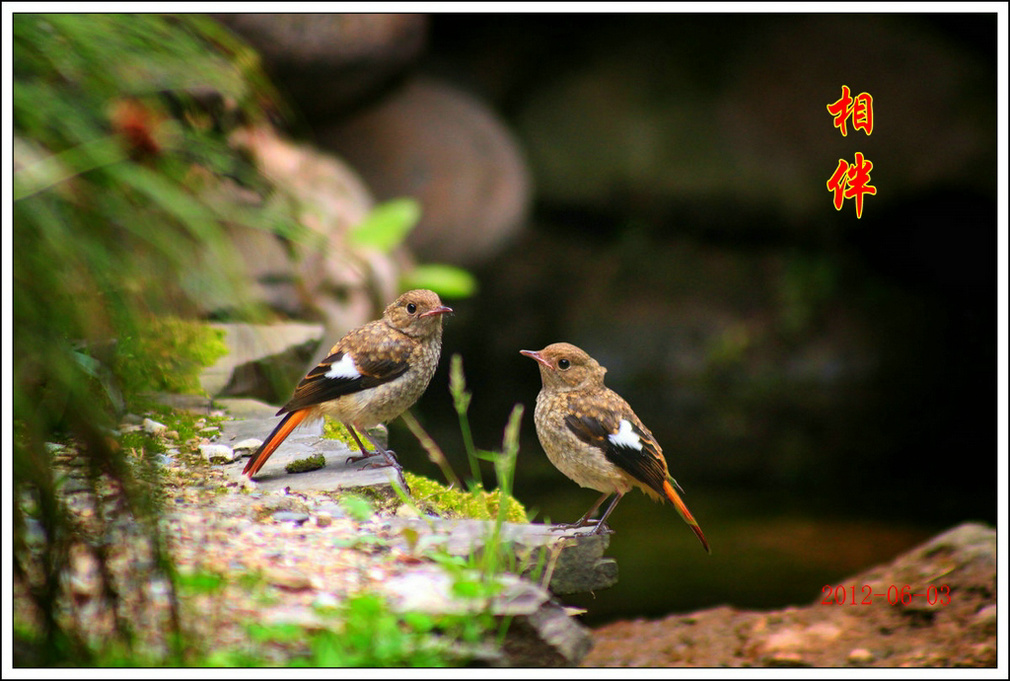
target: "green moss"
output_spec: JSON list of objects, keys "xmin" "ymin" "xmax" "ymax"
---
[
  {"xmin": 404, "ymin": 473, "xmax": 528, "ymax": 523},
  {"xmin": 115, "ymin": 317, "xmax": 228, "ymax": 400},
  {"xmin": 321, "ymin": 418, "xmax": 357, "ymax": 446},
  {"xmin": 285, "ymin": 453, "xmax": 325, "ymax": 474},
  {"xmin": 142, "ymin": 404, "xmax": 226, "ymax": 451}
]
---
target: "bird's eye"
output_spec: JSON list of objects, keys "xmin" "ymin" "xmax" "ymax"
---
[
  {"xmin": 406, "ymin": 303, "xmax": 417, "ymax": 314},
  {"xmin": 558, "ymin": 358, "xmax": 570, "ymax": 370}
]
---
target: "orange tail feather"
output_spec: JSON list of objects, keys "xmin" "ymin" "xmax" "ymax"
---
[
  {"xmin": 243, "ymin": 410, "xmax": 309, "ymax": 477},
  {"xmin": 662, "ymin": 479, "xmax": 711, "ymax": 554}
]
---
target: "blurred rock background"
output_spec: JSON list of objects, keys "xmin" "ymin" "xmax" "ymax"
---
[{"xmin": 214, "ymin": 13, "xmax": 997, "ymax": 624}]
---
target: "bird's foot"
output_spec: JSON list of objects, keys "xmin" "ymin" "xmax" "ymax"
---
[
  {"xmin": 346, "ymin": 449, "xmax": 399, "ymax": 465},
  {"xmin": 346, "ymin": 449, "xmax": 401, "ymax": 472},
  {"xmin": 550, "ymin": 518, "xmax": 601, "ymax": 532}
]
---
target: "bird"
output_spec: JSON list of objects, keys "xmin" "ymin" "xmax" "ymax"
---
[
  {"xmin": 243, "ymin": 289, "xmax": 452, "ymax": 478},
  {"xmin": 520, "ymin": 342, "xmax": 710, "ymax": 552}
]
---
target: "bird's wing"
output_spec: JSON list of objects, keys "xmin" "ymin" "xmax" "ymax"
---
[
  {"xmin": 563, "ymin": 402, "xmax": 669, "ymax": 494},
  {"xmin": 278, "ymin": 330, "xmax": 411, "ymax": 414}
]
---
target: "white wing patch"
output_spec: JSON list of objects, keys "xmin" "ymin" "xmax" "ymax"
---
[
  {"xmin": 608, "ymin": 419, "xmax": 643, "ymax": 451},
  {"xmin": 324, "ymin": 353, "xmax": 360, "ymax": 380}
]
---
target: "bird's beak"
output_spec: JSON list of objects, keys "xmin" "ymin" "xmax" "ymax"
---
[
  {"xmin": 420, "ymin": 305, "xmax": 453, "ymax": 318},
  {"xmin": 520, "ymin": 349, "xmax": 552, "ymax": 370}
]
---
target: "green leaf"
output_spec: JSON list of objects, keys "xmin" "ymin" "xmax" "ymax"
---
[
  {"xmin": 402, "ymin": 264, "xmax": 478, "ymax": 298},
  {"xmin": 340, "ymin": 494, "xmax": 375, "ymax": 522},
  {"xmin": 347, "ymin": 198, "xmax": 421, "ymax": 252}
]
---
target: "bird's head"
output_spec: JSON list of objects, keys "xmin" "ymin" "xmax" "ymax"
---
[
  {"xmin": 384, "ymin": 289, "xmax": 453, "ymax": 338},
  {"xmin": 520, "ymin": 342, "xmax": 606, "ymax": 392}
]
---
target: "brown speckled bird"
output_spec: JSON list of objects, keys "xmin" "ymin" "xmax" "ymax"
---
[
  {"xmin": 521, "ymin": 342, "xmax": 710, "ymax": 552},
  {"xmin": 243, "ymin": 289, "xmax": 452, "ymax": 478}
]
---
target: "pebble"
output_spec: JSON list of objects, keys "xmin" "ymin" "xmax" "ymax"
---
[
  {"xmin": 847, "ymin": 647, "xmax": 875, "ymax": 664},
  {"xmin": 199, "ymin": 444, "xmax": 238, "ymax": 464},
  {"xmin": 232, "ymin": 439, "xmax": 263, "ymax": 458},
  {"xmin": 273, "ymin": 511, "xmax": 310, "ymax": 525},
  {"xmin": 265, "ymin": 568, "xmax": 313, "ymax": 591},
  {"xmin": 765, "ymin": 651, "xmax": 811, "ymax": 667},
  {"xmin": 313, "ymin": 591, "xmax": 341, "ymax": 609},
  {"xmin": 143, "ymin": 418, "xmax": 168, "ymax": 435}
]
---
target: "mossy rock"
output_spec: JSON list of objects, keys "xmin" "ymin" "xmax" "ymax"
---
[{"xmin": 404, "ymin": 472, "xmax": 528, "ymax": 523}]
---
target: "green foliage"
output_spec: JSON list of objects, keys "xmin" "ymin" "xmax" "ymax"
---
[
  {"xmin": 224, "ymin": 592, "xmax": 480, "ymax": 667},
  {"xmin": 339, "ymin": 494, "xmax": 376, "ymax": 522},
  {"xmin": 402, "ymin": 264, "xmax": 478, "ymax": 298},
  {"xmin": 347, "ymin": 198, "xmax": 422, "ymax": 252},
  {"xmin": 13, "ymin": 14, "xmax": 282, "ymax": 666},
  {"xmin": 345, "ymin": 197, "xmax": 478, "ymax": 299},
  {"xmin": 449, "ymin": 354, "xmax": 483, "ymax": 487}
]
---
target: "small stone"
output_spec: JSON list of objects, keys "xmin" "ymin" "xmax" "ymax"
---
[
  {"xmin": 313, "ymin": 592, "xmax": 340, "ymax": 609},
  {"xmin": 232, "ymin": 439, "xmax": 263, "ymax": 458},
  {"xmin": 119, "ymin": 425, "xmax": 143, "ymax": 434},
  {"xmin": 766, "ymin": 652, "xmax": 810, "ymax": 667},
  {"xmin": 199, "ymin": 426, "xmax": 220, "ymax": 435},
  {"xmin": 394, "ymin": 504, "xmax": 421, "ymax": 519},
  {"xmin": 273, "ymin": 511, "xmax": 310, "ymax": 525},
  {"xmin": 265, "ymin": 568, "xmax": 313, "ymax": 591},
  {"xmin": 848, "ymin": 648, "xmax": 875, "ymax": 664},
  {"xmin": 199, "ymin": 443, "xmax": 237, "ymax": 464},
  {"xmin": 166, "ymin": 430, "xmax": 180, "ymax": 440},
  {"xmin": 315, "ymin": 513, "xmax": 333, "ymax": 528},
  {"xmin": 143, "ymin": 418, "xmax": 168, "ymax": 435}
]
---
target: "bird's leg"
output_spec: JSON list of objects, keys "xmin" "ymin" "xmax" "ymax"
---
[
  {"xmin": 344, "ymin": 423, "xmax": 376, "ymax": 463},
  {"xmin": 588, "ymin": 492, "xmax": 624, "ymax": 535},
  {"xmin": 344, "ymin": 424, "xmax": 400, "ymax": 470},
  {"xmin": 550, "ymin": 491, "xmax": 611, "ymax": 531}
]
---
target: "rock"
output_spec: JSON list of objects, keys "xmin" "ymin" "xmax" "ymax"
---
[
  {"xmin": 142, "ymin": 418, "xmax": 167, "ymax": 435},
  {"xmin": 848, "ymin": 647, "xmax": 875, "ymax": 664},
  {"xmin": 380, "ymin": 564, "xmax": 592, "ymax": 666},
  {"xmin": 263, "ymin": 567, "xmax": 314, "ymax": 592},
  {"xmin": 199, "ymin": 444, "xmax": 238, "ymax": 464},
  {"xmin": 501, "ymin": 599, "xmax": 594, "ymax": 667},
  {"xmin": 547, "ymin": 531, "xmax": 619, "ymax": 595},
  {"xmin": 149, "ymin": 393, "xmax": 217, "ymax": 415},
  {"xmin": 319, "ymin": 77, "xmax": 531, "ymax": 267},
  {"xmin": 585, "ymin": 522, "xmax": 996, "ymax": 667},
  {"xmin": 384, "ymin": 518, "xmax": 618, "ymax": 596},
  {"xmin": 212, "ymin": 398, "xmax": 279, "ymax": 421},
  {"xmin": 214, "ymin": 14, "xmax": 428, "ymax": 121},
  {"xmin": 200, "ymin": 322, "xmax": 325, "ymax": 400},
  {"xmin": 218, "ymin": 415, "xmax": 405, "ymax": 496},
  {"xmin": 225, "ymin": 126, "xmax": 402, "ymax": 361},
  {"xmin": 272, "ymin": 511, "xmax": 310, "ymax": 525},
  {"xmin": 231, "ymin": 438, "xmax": 264, "ymax": 458}
]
